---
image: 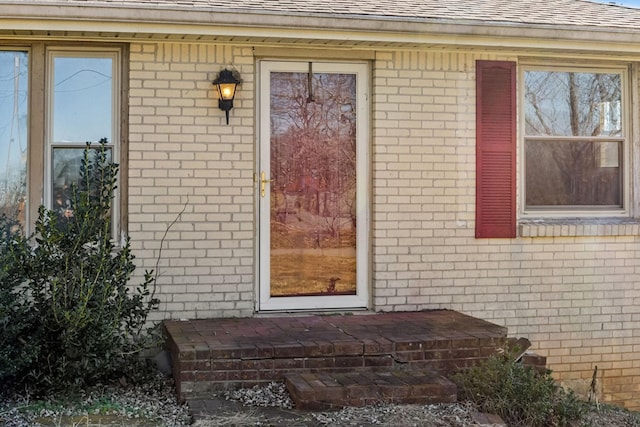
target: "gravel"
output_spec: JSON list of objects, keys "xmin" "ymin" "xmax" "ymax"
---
[
  {"xmin": 3, "ymin": 378, "xmax": 640, "ymax": 426},
  {"xmin": 219, "ymin": 382, "xmax": 478, "ymax": 426},
  {"xmin": 308, "ymin": 401, "xmax": 479, "ymax": 426},
  {"xmin": 200, "ymin": 382, "xmax": 640, "ymax": 427},
  {"xmin": 224, "ymin": 381, "xmax": 294, "ymax": 409},
  {"xmin": 0, "ymin": 373, "xmax": 191, "ymax": 427}
]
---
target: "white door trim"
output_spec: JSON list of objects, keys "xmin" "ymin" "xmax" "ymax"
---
[{"xmin": 257, "ymin": 60, "xmax": 370, "ymax": 312}]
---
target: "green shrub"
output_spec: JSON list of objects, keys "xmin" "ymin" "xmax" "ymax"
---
[
  {"xmin": 0, "ymin": 215, "xmax": 40, "ymax": 382},
  {"xmin": 451, "ymin": 347, "xmax": 585, "ymax": 427},
  {"xmin": 0, "ymin": 140, "xmax": 159, "ymax": 393}
]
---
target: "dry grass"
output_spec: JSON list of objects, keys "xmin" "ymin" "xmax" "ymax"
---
[
  {"xmin": 39, "ymin": 414, "xmax": 161, "ymax": 426},
  {"xmin": 270, "ymin": 253, "xmax": 356, "ymax": 296},
  {"xmin": 192, "ymin": 409, "xmax": 272, "ymax": 426}
]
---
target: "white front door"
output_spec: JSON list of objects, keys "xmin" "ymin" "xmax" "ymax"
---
[{"xmin": 258, "ymin": 60, "xmax": 370, "ymax": 311}]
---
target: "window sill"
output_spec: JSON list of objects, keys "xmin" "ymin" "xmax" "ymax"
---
[{"xmin": 518, "ymin": 218, "xmax": 640, "ymax": 237}]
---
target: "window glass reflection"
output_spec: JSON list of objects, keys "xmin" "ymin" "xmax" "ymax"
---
[
  {"xmin": 525, "ymin": 140, "xmax": 621, "ymax": 207},
  {"xmin": 53, "ymin": 56, "xmax": 112, "ymax": 143},
  {"xmin": 52, "ymin": 147, "xmax": 112, "ymax": 221},
  {"xmin": 524, "ymin": 71, "xmax": 622, "ymax": 137},
  {"xmin": 0, "ymin": 51, "xmax": 28, "ymax": 231},
  {"xmin": 524, "ymin": 69, "xmax": 624, "ymax": 210}
]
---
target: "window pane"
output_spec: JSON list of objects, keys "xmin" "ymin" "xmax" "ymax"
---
[
  {"xmin": 525, "ymin": 140, "xmax": 621, "ymax": 207},
  {"xmin": 52, "ymin": 147, "xmax": 112, "ymax": 219},
  {"xmin": 525, "ymin": 71, "xmax": 622, "ymax": 137},
  {"xmin": 0, "ymin": 51, "xmax": 28, "ymax": 230},
  {"xmin": 52, "ymin": 56, "xmax": 113, "ymax": 143}
]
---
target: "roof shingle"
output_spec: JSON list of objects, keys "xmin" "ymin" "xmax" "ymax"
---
[{"xmin": 5, "ymin": 0, "xmax": 640, "ymax": 30}]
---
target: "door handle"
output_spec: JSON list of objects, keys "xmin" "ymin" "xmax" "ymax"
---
[{"xmin": 260, "ymin": 171, "xmax": 273, "ymax": 197}]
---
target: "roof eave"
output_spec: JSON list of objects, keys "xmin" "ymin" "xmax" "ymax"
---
[{"xmin": 3, "ymin": 3, "xmax": 640, "ymax": 56}]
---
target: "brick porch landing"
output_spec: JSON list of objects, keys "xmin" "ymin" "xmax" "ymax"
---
[{"xmin": 164, "ymin": 310, "xmax": 509, "ymax": 402}]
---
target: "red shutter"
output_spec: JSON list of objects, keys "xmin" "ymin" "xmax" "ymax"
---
[{"xmin": 476, "ymin": 60, "xmax": 516, "ymax": 238}]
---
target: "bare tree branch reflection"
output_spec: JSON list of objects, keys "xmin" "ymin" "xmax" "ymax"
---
[
  {"xmin": 525, "ymin": 70, "xmax": 622, "ymax": 207},
  {"xmin": 269, "ymin": 71, "xmax": 358, "ymax": 296}
]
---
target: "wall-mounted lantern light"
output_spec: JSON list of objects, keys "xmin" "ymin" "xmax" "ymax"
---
[{"xmin": 213, "ymin": 68, "xmax": 241, "ymax": 125}]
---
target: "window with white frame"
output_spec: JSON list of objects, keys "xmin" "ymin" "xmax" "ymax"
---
[
  {"xmin": 523, "ymin": 66, "xmax": 626, "ymax": 215},
  {"xmin": 0, "ymin": 45, "xmax": 122, "ymax": 236}
]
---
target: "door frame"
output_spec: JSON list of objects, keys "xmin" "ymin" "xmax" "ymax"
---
[{"xmin": 257, "ymin": 60, "xmax": 371, "ymax": 312}]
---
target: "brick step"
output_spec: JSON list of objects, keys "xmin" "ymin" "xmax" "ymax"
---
[
  {"xmin": 285, "ymin": 369, "xmax": 457, "ymax": 410},
  {"xmin": 163, "ymin": 311, "xmax": 514, "ymax": 400}
]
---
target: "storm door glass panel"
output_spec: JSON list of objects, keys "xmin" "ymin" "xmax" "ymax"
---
[
  {"xmin": 0, "ymin": 51, "xmax": 28, "ymax": 231},
  {"xmin": 270, "ymin": 72, "xmax": 358, "ymax": 297}
]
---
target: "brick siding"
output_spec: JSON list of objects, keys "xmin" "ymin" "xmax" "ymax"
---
[
  {"xmin": 127, "ymin": 43, "xmax": 640, "ymax": 410},
  {"xmin": 128, "ymin": 43, "xmax": 256, "ymax": 320}
]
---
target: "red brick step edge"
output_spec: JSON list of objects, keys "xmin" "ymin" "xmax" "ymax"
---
[{"xmin": 285, "ymin": 369, "xmax": 457, "ymax": 411}]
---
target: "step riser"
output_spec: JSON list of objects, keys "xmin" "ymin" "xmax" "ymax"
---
[
  {"xmin": 285, "ymin": 370, "xmax": 458, "ymax": 410},
  {"xmin": 172, "ymin": 337, "xmax": 504, "ymax": 398}
]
